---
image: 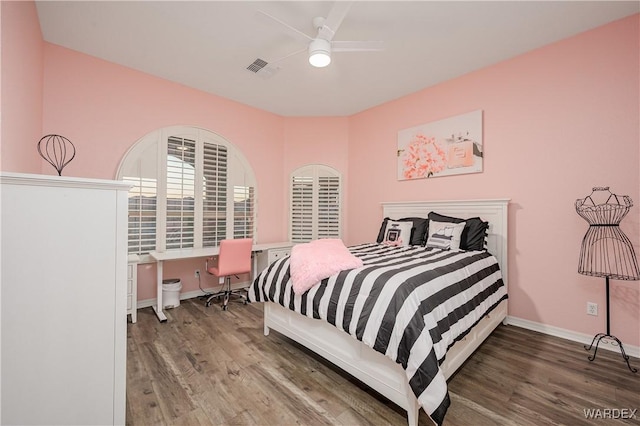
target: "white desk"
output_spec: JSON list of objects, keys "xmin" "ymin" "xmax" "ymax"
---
[{"xmin": 149, "ymin": 242, "xmax": 292, "ymax": 322}]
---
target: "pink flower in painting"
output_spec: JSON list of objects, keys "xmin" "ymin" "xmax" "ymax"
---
[{"xmin": 401, "ymin": 133, "xmax": 447, "ymax": 179}]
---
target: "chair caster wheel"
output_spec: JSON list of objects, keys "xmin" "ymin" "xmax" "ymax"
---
[{"xmin": 222, "ymin": 305, "xmax": 228, "ymax": 311}]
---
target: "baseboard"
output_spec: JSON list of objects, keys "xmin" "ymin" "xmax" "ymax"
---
[
  {"xmin": 137, "ymin": 282, "xmax": 249, "ymax": 310},
  {"xmin": 506, "ymin": 315, "xmax": 640, "ymax": 359},
  {"xmin": 137, "ymin": 289, "xmax": 204, "ymax": 309}
]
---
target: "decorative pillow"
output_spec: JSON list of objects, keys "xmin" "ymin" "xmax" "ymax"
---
[
  {"xmin": 399, "ymin": 217, "xmax": 429, "ymax": 245},
  {"xmin": 376, "ymin": 218, "xmax": 389, "ymax": 242},
  {"xmin": 426, "ymin": 220, "xmax": 466, "ymax": 250},
  {"xmin": 381, "ymin": 221, "xmax": 413, "ymax": 246},
  {"xmin": 376, "ymin": 217, "xmax": 428, "ymax": 245},
  {"xmin": 427, "ymin": 212, "xmax": 489, "ymax": 251},
  {"xmin": 290, "ymin": 239, "xmax": 363, "ymax": 295}
]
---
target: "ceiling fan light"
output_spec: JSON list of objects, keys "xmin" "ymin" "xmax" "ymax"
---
[
  {"xmin": 308, "ymin": 39, "xmax": 331, "ymax": 67},
  {"xmin": 309, "ymin": 52, "xmax": 331, "ymax": 67}
]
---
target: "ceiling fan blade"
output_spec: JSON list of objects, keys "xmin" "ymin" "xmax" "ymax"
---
[
  {"xmin": 317, "ymin": 1, "xmax": 354, "ymax": 41},
  {"xmin": 256, "ymin": 10, "xmax": 313, "ymax": 45},
  {"xmin": 267, "ymin": 47, "xmax": 307, "ymax": 65},
  {"xmin": 331, "ymin": 40, "xmax": 385, "ymax": 52}
]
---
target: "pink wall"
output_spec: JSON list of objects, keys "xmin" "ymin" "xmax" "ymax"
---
[
  {"xmin": 2, "ymin": 2, "xmax": 637, "ymax": 347},
  {"xmin": 1, "ymin": 1, "xmax": 43, "ymax": 173},
  {"xmin": 283, "ymin": 116, "xmax": 350, "ymax": 238},
  {"xmin": 41, "ymin": 43, "xmax": 288, "ymax": 299},
  {"xmin": 347, "ymin": 14, "xmax": 640, "ymax": 346}
]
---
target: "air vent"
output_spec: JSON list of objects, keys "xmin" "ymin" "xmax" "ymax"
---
[
  {"xmin": 245, "ymin": 58, "xmax": 280, "ymax": 79},
  {"xmin": 247, "ymin": 58, "xmax": 268, "ymax": 73}
]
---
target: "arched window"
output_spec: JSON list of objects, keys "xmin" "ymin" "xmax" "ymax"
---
[
  {"xmin": 117, "ymin": 126, "xmax": 256, "ymax": 259},
  {"xmin": 290, "ymin": 164, "xmax": 342, "ymax": 243}
]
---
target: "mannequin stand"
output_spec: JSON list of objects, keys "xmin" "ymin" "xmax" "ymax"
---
[{"xmin": 584, "ymin": 277, "xmax": 637, "ymax": 373}]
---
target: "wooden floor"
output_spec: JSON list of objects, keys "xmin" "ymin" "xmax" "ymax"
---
[{"xmin": 127, "ymin": 299, "xmax": 640, "ymax": 425}]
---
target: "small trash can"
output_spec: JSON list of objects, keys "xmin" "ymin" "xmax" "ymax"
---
[{"xmin": 162, "ymin": 278, "xmax": 182, "ymax": 309}]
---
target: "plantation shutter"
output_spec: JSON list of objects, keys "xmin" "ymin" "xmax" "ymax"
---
[
  {"xmin": 121, "ymin": 140, "xmax": 158, "ymax": 254},
  {"xmin": 291, "ymin": 175, "xmax": 314, "ymax": 242},
  {"xmin": 125, "ymin": 176, "xmax": 158, "ymax": 254},
  {"xmin": 290, "ymin": 165, "xmax": 341, "ymax": 243},
  {"xmin": 317, "ymin": 175, "xmax": 340, "ymax": 238},
  {"xmin": 202, "ymin": 143, "xmax": 228, "ymax": 247},
  {"xmin": 166, "ymin": 136, "xmax": 196, "ymax": 250},
  {"xmin": 233, "ymin": 186, "xmax": 255, "ymax": 239}
]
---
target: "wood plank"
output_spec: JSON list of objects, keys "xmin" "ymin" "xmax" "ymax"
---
[{"xmin": 127, "ymin": 300, "xmax": 640, "ymax": 426}]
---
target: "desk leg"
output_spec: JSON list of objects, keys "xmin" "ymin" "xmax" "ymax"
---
[
  {"xmin": 251, "ymin": 250, "xmax": 264, "ymax": 282},
  {"xmin": 153, "ymin": 260, "xmax": 167, "ymax": 323},
  {"xmin": 252, "ymin": 252, "xmax": 258, "ymax": 282}
]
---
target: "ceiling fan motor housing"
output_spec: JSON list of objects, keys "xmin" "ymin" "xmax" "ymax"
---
[
  {"xmin": 308, "ymin": 38, "xmax": 332, "ymax": 67},
  {"xmin": 312, "ymin": 16, "xmax": 326, "ymax": 30}
]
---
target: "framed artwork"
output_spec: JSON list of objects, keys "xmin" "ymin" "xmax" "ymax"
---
[{"xmin": 397, "ymin": 110, "xmax": 483, "ymax": 180}]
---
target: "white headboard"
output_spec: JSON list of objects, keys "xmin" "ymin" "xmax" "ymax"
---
[{"xmin": 381, "ymin": 199, "xmax": 510, "ymax": 289}]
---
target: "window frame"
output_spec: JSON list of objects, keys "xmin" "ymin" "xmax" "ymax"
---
[
  {"xmin": 117, "ymin": 126, "xmax": 257, "ymax": 262},
  {"xmin": 289, "ymin": 164, "xmax": 342, "ymax": 243}
]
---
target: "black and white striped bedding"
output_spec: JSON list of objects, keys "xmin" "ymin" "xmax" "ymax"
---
[{"xmin": 249, "ymin": 243, "xmax": 507, "ymax": 425}]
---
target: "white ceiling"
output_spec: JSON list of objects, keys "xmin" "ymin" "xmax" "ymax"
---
[{"xmin": 35, "ymin": 1, "xmax": 639, "ymax": 117}]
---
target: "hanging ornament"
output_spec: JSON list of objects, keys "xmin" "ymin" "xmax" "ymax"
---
[{"xmin": 37, "ymin": 134, "xmax": 76, "ymax": 176}]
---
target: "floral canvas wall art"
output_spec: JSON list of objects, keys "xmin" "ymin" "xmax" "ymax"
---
[{"xmin": 397, "ymin": 110, "xmax": 483, "ymax": 180}]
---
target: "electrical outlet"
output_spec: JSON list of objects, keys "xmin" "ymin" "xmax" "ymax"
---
[
  {"xmin": 194, "ymin": 269, "xmax": 200, "ymax": 278},
  {"xmin": 587, "ymin": 302, "xmax": 598, "ymax": 316}
]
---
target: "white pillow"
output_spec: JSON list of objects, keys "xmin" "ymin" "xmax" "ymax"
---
[
  {"xmin": 382, "ymin": 221, "xmax": 412, "ymax": 246},
  {"xmin": 426, "ymin": 220, "xmax": 466, "ymax": 250}
]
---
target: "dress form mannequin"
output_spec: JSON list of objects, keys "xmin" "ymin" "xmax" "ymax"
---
[{"xmin": 576, "ymin": 187, "xmax": 640, "ymax": 372}]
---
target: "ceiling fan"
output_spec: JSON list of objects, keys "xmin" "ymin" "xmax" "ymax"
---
[{"xmin": 256, "ymin": 1, "xmax": 384, "ymax": 68}]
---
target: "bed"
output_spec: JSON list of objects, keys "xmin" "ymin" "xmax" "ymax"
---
[{"xmin": 249, "ymin": 199, "xmax": 509, "ymax": 426}]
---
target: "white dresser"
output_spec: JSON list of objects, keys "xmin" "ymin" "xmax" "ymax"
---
[{"xmin": 0, "ymin": 172, "xmax": 129, "ymax": 425}]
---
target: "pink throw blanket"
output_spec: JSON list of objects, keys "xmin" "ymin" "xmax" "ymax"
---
[{"xmin": 290, "ymin": 239, "xmax": 363, "ymax": 295}]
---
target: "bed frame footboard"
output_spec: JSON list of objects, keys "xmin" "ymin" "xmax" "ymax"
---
[{"xmin": 263, "ymin": 299, "xmax": 507, "ymax": 425}]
